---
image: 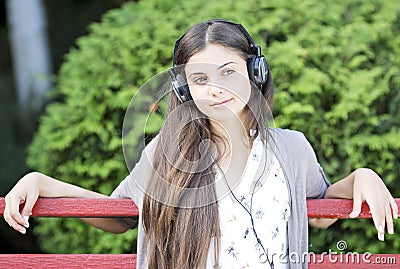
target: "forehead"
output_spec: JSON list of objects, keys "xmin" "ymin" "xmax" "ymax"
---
[{"xmin": 187, "ymin": 43, "xmax": 245, "ymax": 66}]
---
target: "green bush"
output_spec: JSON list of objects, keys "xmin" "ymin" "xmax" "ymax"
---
[{"xmin": 28, "ymin": 0, "xmax": 400, "ymax": 254}]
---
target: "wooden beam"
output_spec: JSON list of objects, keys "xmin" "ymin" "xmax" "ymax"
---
[
  {"xmin": 2, "ymin": 198, "xmax": 399, "ymax": 218},
  {"xmin": 0, "ymin": 198, "xmax": 139, "ymax": 217},
  {"xmin": 307, "ymin": 198, "xmax": 400, "ymax": 218},
  {"xmin": 0, "ymin": 254, "xmax": 137, "ymax": 269}
]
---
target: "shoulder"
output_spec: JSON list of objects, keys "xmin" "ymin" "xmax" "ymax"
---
[
  {"xmin": 269, "ymin": 128, "xmax": 316, "ymax": 168},
  {"xmin": 142, "ymin": 134, "xmax": 160, "ymax": 156},
  {"xmin": 270, "ymin": 128, "xmax": 308, "ymax": 148},
  {"xmin": 271, "ymin": 128, "xmax": 305, "ymax": 138}
]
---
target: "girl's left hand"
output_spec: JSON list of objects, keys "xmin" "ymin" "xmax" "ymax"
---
[{"xmin": 349, "ymin": 168, "xmax": 398, "ymax": 241}]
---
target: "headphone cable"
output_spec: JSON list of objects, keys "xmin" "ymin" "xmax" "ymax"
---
[
  {"xmin": 213, "ymin": 143, "xmax": 274, "ymax": 268},
  {"xmin": 188, "ymin": 107, "xmax": 274, "ymax": 268}
]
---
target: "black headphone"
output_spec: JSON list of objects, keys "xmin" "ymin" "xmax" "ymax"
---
[{"xmin": 169, "ymin": 19, "xmax": 269, "ymax": 103}]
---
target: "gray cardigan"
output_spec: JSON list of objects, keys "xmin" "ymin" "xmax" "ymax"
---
[{"xmin": 111, "ymin": 128, "xmax": 330, "ymax": 269}]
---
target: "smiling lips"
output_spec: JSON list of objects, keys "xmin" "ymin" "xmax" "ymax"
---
[{"xmin": 210, "ymin": 98, "xmax": 234, "ymax": 107}]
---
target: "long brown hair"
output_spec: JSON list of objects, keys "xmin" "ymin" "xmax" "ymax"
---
[{"xmin": 142, "ymin": 20, "xmax": 274, "ymax": 268}]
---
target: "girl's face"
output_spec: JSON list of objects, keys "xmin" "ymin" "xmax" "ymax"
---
[{"xmin": 185, "ymin": 44, "xmax": 251, "ymax": 123}]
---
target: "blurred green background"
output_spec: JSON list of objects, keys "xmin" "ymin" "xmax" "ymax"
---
[{"xmin": 1, "ymin": 0, "xmax": 399, "ymax": 256}]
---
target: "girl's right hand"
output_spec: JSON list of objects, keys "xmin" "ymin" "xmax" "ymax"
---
[
  {"xmin": 3, "ymin": 172, "xmax": 40, "ymax": 234},
  {"xmin": 3, "ymin": 172, "xmax": 128, "ymax": 234}
]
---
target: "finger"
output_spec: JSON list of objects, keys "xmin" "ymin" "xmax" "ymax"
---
[
  {"xmin": 21, "ymin": 193, "xmax": 38, "ymax": 227},
  {"xmin": 349, "ymin": 190, "xmax": 362, "ymax": 218},
  {"xmin": 5, "ymin": 195, "xmax": 27, "ymax": 227},
  {"xmin": 377, "ymin": 224, "xmax": 385, "ymax": 241},
  {"xmin": 386, "ymin": 202, "xmax": 394, "ymax": 234},
  {"xmin": 389, "ymin": 197, "xmax": 398, "ymax": 219},
  {"xmin": 3, "ymin": 205, "xmax": 27, "ymax": 234},
  {"xmin": 370, "ymin": 204, "xmax": 385, "ymax": 241}
]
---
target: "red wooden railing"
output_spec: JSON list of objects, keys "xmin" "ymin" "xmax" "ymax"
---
[{"xmin": 0, "ymin": 198, "xmax": 399, "ymax": 268}]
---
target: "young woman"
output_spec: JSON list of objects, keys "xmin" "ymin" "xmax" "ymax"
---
[{"xmin": 3, "ymin": 19, "xmax": 398, "ymax": 269}]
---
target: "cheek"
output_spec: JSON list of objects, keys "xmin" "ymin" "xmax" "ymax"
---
[
  {"xmin": 189, "ymin": 87, "xmax": 208, "ymax": 109},
  {"xmin": 188, "ymin": 86, "xmax": 203, "ymax": 100},
  {"xmin": 193, "ymin": 99, "xmax": 212, "ymax": 117},
  {"xmin": 188, "ymin": 88, "xmax": 209, "ymax": 112},
  {"xmin": 227, "ymin": 79, "xmax": 252, "ymax": 106},
  {"xmin": 220, "ymin": 71, "xmax": 252, "ymax": 103},
  {"xmin": 239, "ymin": 81, "xmax": 252, "ymax": 104}
]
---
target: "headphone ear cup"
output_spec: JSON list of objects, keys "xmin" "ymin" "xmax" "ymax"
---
[
  {"xmin": 256, "ymin": 56, "xmax": 268, "ymax": 86},
  {"xmin": 170, "ymin": 72, "xmax": 192, "ymax": 103},
  {"xmin": 248, "ymin": 56, "xmax": 268, "ymax": 89}
]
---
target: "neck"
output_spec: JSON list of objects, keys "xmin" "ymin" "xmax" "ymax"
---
[
  {"xmin": 210, "ymin": 117, "xmax": 250, "ymax": 149},
  {"xmin": 210, "ymin": 117, "xmax": 252, "ymax": 190}
]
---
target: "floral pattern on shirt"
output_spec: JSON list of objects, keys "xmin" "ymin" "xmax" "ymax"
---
[{"xmin": 207, "ymin": 137, "xmax": 291, "ymax": 269}]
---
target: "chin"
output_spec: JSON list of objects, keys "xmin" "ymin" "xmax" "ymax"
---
[{"xmin": 208, "ymin": 112, "xmax": 243, "ymax": 124}]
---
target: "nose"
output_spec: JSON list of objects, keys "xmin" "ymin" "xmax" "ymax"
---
[{"xmin": 208, "ymin": 83, "xmax": 225, "ymax": 96}]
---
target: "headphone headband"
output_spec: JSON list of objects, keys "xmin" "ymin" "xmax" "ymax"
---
[
  {"xmin": 207, "ymin": 19, "xmax": 258, "ymax": 54},
  {"xmin": 173, "ymin": 19, "xmax": 260, "ymax": 66}
]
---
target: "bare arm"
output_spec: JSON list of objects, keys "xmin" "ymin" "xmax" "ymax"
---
[{"xmin": 3, "ymin": 172, "xmax": 128, "ymax": 234}]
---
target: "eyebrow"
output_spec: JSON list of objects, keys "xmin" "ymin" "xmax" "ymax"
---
[
  {"xmin": 217, "ymin": 61, "xmax": 238, "ymax": 70},
  {"xmin": 188, "ymin": 62, "xmax": 239, "ymax": 77}
]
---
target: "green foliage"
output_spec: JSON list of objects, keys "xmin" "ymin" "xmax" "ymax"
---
[{"xmin": 28, "ymin": 0, "xmax": 400, "ymax": 254}]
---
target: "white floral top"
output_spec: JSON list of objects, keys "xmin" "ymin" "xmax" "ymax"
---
[{"xmin": 207, "ymin": 137, "xmax": 291, "ymax": 269}]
